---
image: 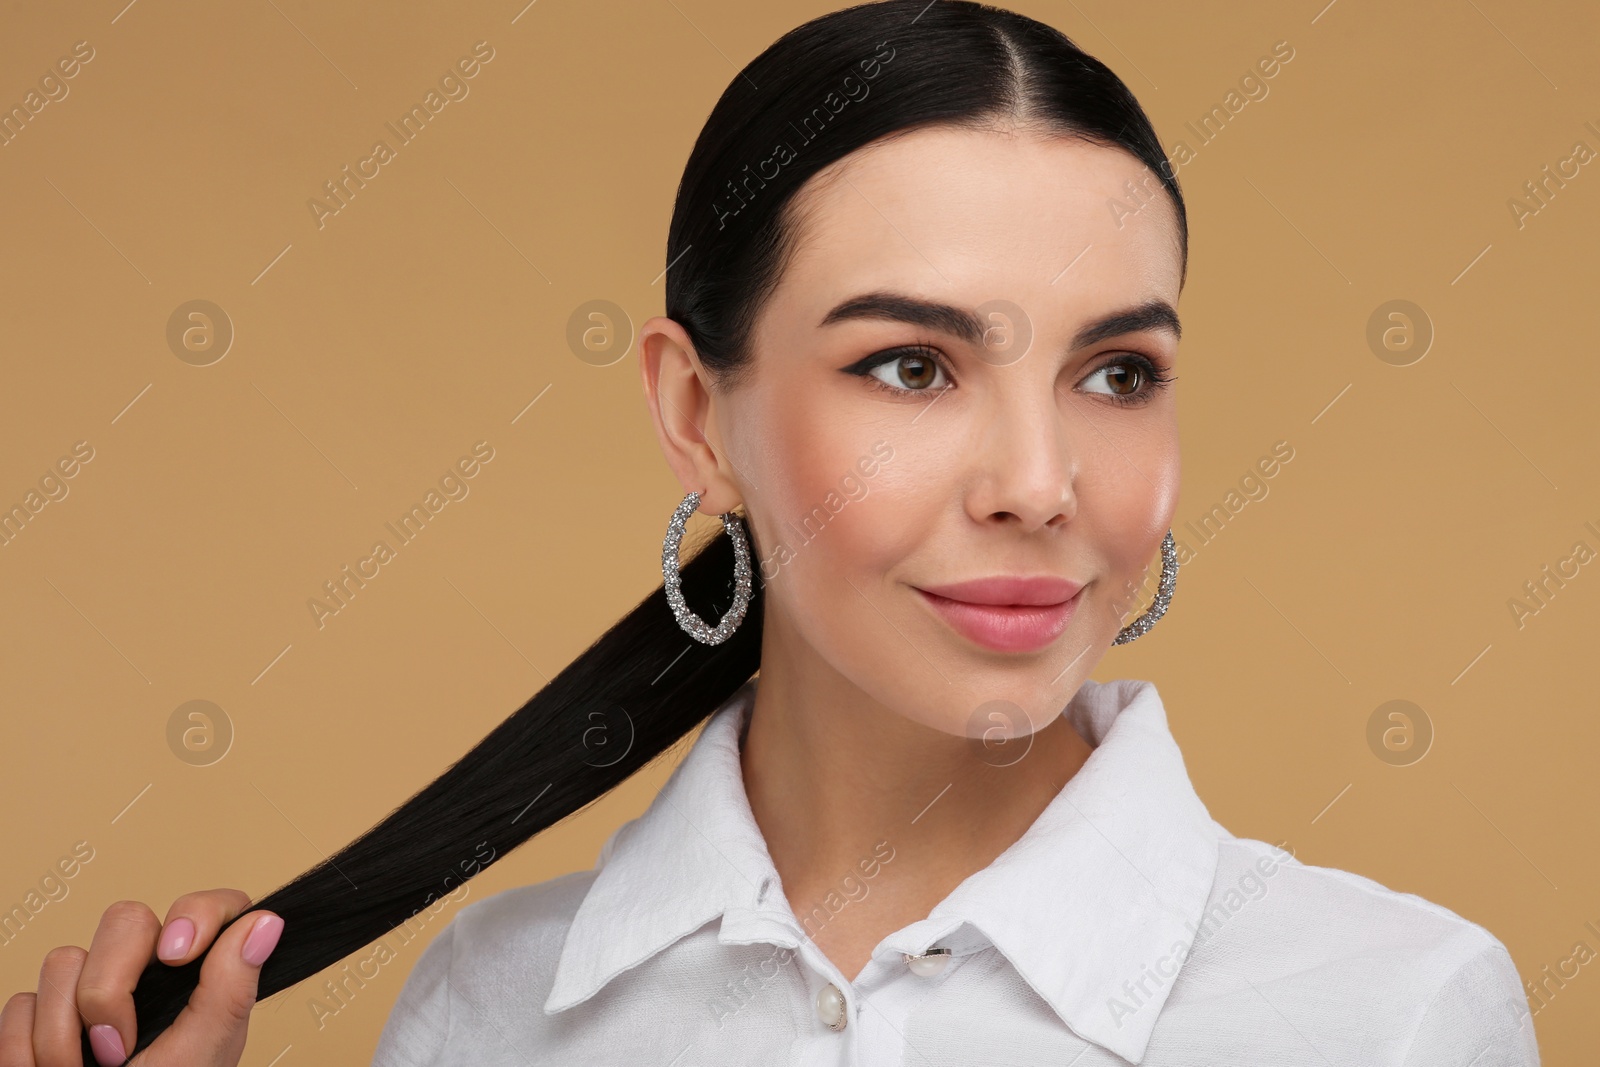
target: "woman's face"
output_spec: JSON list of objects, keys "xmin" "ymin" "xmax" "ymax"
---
[{"xmin": 646, "ymin": 124, "xmax": 1184, "ymax": 739}]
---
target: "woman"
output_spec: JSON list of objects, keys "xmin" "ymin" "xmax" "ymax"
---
[{"xmin": 2, "ymin": 2, "xmax": 1540, "ymax": 1065}]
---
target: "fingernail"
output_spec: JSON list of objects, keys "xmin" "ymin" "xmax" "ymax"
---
[
  {"xmin": 157, "ymin": 916, "xmax": 195, "ymax": 961},
  {"xmin": 241, "ymin": 913, "xmax": 284, "ymax": 967},
  {"xmin": 89, "ymin": 1023, "xmax": 126, "ymax": 1067}
]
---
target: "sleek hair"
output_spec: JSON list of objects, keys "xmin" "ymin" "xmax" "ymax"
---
[{"xmin": 105, "ymin": 1, "xmax": 1186, "ymax": 1057}]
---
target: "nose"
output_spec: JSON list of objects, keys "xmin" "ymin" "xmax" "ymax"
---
[{"xmin": 964, "ymin": 385, "xmax": 1078, "ymax": 532}]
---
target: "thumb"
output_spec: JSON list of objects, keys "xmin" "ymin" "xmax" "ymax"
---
[{"xmin": 138, "ymin": 911, "xmax": 283, "ymax": 1066}]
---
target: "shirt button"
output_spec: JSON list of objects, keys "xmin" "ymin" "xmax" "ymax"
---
[
  {"xmin": 816, "ymin": 982, "xmax": 847, "ymax": 1031},
  {"xmin": 904, "ymin": 947, "xmax": 951, "ymax": 977}
]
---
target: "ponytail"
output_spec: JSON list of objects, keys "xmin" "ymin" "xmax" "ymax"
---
[{"xmin": 96, "ymin": 528, "xmax": 762, "ymax": 1061}]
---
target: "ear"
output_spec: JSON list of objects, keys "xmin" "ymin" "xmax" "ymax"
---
[{"xmin": 638, "ymin": 316, "xmax": 745, "ymax": 515}]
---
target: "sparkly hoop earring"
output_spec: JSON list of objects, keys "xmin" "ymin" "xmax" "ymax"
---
[
  {"xmin": 662, "ymin": 490, "xmax": 754, "ymax": 646},
  {"xmin": 1113, "ymin": 530, "xmax": 1178, "ymax": 645}
]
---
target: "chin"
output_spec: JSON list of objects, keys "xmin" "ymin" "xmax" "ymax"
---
[{"xmin": 893, "ymin": 670, "xmax": 1076, "ymax": 741}]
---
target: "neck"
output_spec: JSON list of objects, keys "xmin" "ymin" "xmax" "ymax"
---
[{"xmin": 739, "ymin": 613, "xmax": 1095, "ymax": 977}]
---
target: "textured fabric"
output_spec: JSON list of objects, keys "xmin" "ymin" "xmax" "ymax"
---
[{"xmin": 370, "ymin": 676, "xmax": 1542, "ymax": 1066}]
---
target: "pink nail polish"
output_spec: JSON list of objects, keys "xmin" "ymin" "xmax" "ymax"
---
[
  {"xmin": 157, "ymin": 916, "xmax": 194, "ymax": 961},
  {"xmin": 241, "ymin": 914, "xmax": 284, "ymax": 966},
  {"xmin": 89, "ymin": 1023, "xmax": 126, "ymax": 1067}
]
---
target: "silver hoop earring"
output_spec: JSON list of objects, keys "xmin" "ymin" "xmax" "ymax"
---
[
  {"xmin": 1113, "ymin": 530, "xmax": 1178, "ymax": 645},
  {"xmin": 662, "ymin": 490, "xmax": 754, "ymax": 645}
]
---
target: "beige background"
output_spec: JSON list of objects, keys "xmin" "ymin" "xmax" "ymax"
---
[{"xmin": 1, "ymin": 0, "xmax": 1596, "ymax": 1061}]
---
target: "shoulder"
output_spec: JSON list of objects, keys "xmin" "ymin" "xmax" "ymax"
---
[
  {"xmin": 1181, "ymin": 826, "xmax": 1539, "ymax": 1063},
  {"xmin": 371, "ymin": 869, "xmax": 598, "ymax": 1067},
  {"xmin": 1209, "ymin": 829, "xmax": 1496, "ymax": 950}
]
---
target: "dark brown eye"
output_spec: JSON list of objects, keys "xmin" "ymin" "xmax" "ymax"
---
[
  {"xmin": 893, "ymin": 353, "xmax": 939, "ymax": 389},
  {"xmin": 858, "ymin": 347, "xmax": 951, "ymax": 394},
  {"xmin": 1079, "ymin": 354, "xmax": 1174, "ymax": 406},
  {"xmin": 1103, "ymin": 362, "xmax": 1142, "ymax": 396}
]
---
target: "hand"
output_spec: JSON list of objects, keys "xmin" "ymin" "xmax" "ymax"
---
[{"xmin": 0, "ymin": 889, "xmax": 283, "ymax": 1067}]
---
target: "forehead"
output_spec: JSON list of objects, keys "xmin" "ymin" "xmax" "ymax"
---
[{"xmin": 766, "ymin": 125, "xmax": 1182, "ymax": 332}]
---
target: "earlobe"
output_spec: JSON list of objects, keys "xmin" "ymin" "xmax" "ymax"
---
[{"xmin": 638, "ymin": 316, "xmax": 744, "ymax": 515}]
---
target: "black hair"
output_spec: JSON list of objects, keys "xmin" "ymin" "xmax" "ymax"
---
[{"xmin": 101, "ymin": 1, "xmax": 1186, "ymax": 1058}]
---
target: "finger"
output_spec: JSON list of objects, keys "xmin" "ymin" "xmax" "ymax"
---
[
  {"xmin": 155, "ymin": 890, "xmax": 251, "ymax": 966},
  {"xmin": 0, "ymin": 992, "xmax": 38, "ymax": 1067},
  {"xmin": 33, "ymin": 945, "xmax": 87, "ymax": 1067},
  {"xmin": 74, "ymin": 901, "xmax": 161, "ymax": 1067},
  {"xmin": 144, "ymin": 911, "xmax": 282, "ymax": 1067}
]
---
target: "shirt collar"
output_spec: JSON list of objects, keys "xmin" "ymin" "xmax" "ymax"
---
[{"xmin": 544, "ymin": 675, "xmax": 1219, "ymax": 1065}]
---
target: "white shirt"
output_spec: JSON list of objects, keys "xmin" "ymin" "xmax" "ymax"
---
[{"xmin": 370, "ymin": 676, "xmax": 1541, "ymax": 1066}]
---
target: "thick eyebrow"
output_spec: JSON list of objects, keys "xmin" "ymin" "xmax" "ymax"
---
[{"xmin": 817, "ymin": 292, "xmax": 1181, "ymax": 350}]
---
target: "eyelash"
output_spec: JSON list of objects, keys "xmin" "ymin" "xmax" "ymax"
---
[{"xmin": 848, "ymin": 345, "xmax": 1176, "ymax": 406}]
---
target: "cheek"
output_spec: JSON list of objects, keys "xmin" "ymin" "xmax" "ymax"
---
[
  {"xmin": 786, "ymin": 455, "xmax": 928, "ymax": 582},
  {"xmin": 739, "ymin": 394, "xmax": 949, "ymax": 678},
  {"xmin": 1080, "ymin": 430, "xmax": 1180, "ymax": 620},
  {"xmin": 745, "ymin": 392, "xmax": 914, "ymax": 586}
]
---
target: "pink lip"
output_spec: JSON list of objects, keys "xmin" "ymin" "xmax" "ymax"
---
[{"xmin": 913, "ymin": 576, "xmax": 1084, "ymax": 653}]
